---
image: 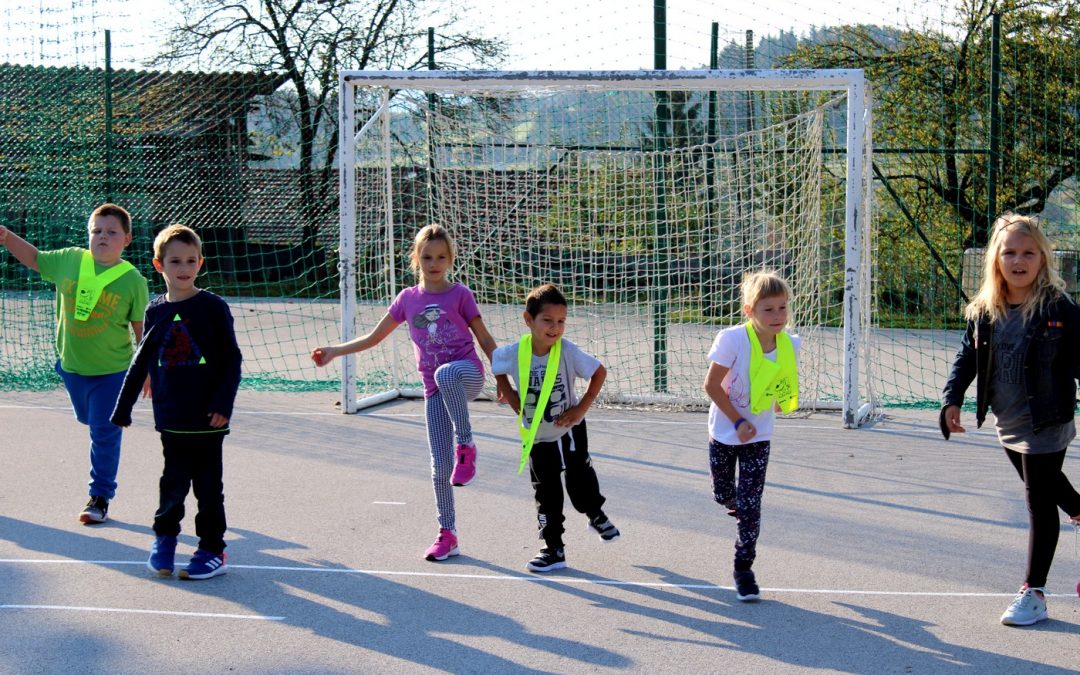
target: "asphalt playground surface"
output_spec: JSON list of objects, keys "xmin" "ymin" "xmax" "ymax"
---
[{"xmin": 1, "ymin": 389, "xmax": 1078, "ymax": 673}]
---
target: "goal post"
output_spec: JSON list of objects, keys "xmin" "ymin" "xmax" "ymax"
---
[{"xmin": 337, "ymin": 69, "xmax": 873, "ymax": 426}]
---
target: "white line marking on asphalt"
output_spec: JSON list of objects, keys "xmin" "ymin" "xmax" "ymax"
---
[
  {"xmin": 372, "ymin": 501, "xmax": 406, "ymax": 505},
  {"xmin": 0, "ymin": 604, "xmax": 284, "ymax": 620},
  {"xmin": 2, "ymin": 558, "xmax": 1075, "ymax": 598}
]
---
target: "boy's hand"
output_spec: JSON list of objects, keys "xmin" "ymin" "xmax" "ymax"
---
[
  {"xmin": 141, "ymin": 375, "xmax": 152, "ymax": 399},
  {"xmin": 311, "ymin": 346, "xmax": 336, "ymax": 366},
  {"xmin": 555, "ymin": 402, "xmax": 587, "ymax": 428},
  {"xmin": 0, "ymin": 225, "xmax": 8, "ymax": 245},
  {"xmin": 496, "ymin": 381, "xmax": 520, "ymax": 413},
  {"xmin": 208, "ymin": 412, "xmax": 229, "ymax": 428}
]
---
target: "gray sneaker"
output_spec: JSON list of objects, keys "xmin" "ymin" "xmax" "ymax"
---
[{"xmin": 999, "ymin": 586, "xmax": 1048, "ymax": 626}]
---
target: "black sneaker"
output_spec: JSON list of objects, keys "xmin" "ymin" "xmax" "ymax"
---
[
  {"xmin": 79, "ymin": 496, "xmax": 109, "ymax": 524},
  {"xmin": 588, "ymin": 515, "xmax": 620, "ymax": 542},
  {"xmin": 526, "ymin": 547, "xmax": 567, "ymax": 573},
  {"xmin": 734, "ymin": 569, "xmax": 760, "ymax": 602}
]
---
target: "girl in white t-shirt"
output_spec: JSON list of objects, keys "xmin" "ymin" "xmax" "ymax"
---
[{"xmin": 703, "ymin": 271, "xmax": 800, "ymax": 603}]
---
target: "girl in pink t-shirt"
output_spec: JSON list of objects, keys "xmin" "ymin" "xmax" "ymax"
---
[{"xmin": 312, "ymin": 224, "xmax": 497, "ymax": 561}]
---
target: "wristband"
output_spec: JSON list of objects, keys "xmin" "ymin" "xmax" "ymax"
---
[{"xmin": 733, "ymin": 417, "xmax": 747, "ymax": 430}]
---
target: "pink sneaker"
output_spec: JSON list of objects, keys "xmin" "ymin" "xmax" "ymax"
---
[
  {"xmin": 450, "ymin": 443, "xmax": 477, "ymax": 486},
  {"xmin": 424, "ymin": 528, "xmax": 460, "ymax": 561}
]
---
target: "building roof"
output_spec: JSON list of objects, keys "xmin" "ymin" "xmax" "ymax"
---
[{"xmin": 0, "ymin": 62, "xmax": 286, "ymax": 140}]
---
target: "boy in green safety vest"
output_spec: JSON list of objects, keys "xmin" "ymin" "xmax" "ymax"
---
[
  {"xmin": 492, "ymin": 283, "xmax": 620, "ymax": 573},
  {"xmin": 703, "ymin": 270, "xmax": 800, "ymax": 603},
  {"xmin": 0, "ymin": 204, "xmax": 149, "ymax": 525}
]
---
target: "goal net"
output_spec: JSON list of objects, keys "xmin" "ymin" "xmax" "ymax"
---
[{"xmin": 337, "ymin": 70, "xmax": 873, "ymax": 426}]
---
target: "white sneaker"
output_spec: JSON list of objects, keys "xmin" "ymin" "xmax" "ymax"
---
[{"xmin": 999, "ymin": 586, "xmax": 1048, "ymax": 626}]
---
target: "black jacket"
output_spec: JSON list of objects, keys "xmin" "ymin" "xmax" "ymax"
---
[
  {"xmin": 941, "ymin": 292, "xmax": 1080, "ymax": 434},
  {"xmin": 111, "ymin": 291, "xmax": 242, "ymax": 432}
]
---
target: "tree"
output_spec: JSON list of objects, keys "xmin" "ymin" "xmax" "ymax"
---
[
  {"xmin": 152, "ymin": 0, "xmax": 506, "ymax": 244},
  {"xmin": 782, "ymin": 0, "xmax": 1080, "ymax": 249}
]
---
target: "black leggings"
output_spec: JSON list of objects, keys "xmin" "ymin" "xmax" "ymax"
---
[{"xmin": 1004, "ymin": 448, "xmax": 1080, "ymax": 588}]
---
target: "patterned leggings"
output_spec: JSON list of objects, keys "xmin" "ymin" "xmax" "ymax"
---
[
  {"xmin": 425, "ymin": 360, "xmax": 485, "ymax": 531},
  {"xmin": 709, "ymin": 438, "xmax": 771, "ymax": 569}
]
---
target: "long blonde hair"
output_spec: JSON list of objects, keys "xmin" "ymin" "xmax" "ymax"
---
[
  {"xmin": 408, "ymin": 224, "xmax": 457, "ymax": 276},
  {"xmin": 965, "ymin": 213, "xmax": 1065, "ymax": 323}
]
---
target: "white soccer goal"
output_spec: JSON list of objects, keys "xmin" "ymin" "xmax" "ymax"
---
[{"xmin": 337, "ymin": 69, "xmax": 873, "ymax": 427}]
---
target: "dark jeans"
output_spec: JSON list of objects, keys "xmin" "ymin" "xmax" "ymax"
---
[
  {"xmin": 155, "ymin": 431, "xmax": 228, "ymax": 554},
  {"xmin": 709, "ymin": 438, "xmax": 771, "ymax": 569},
  {"xmin": 528, "ymin": 420, "xmax": 606, "ymax": 549},
  {"xmin": 1004, "ymin": 447, "xmax": 1080, "ymax": 588}
]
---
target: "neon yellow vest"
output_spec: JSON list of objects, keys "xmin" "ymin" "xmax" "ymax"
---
[
  {"xmin": 74, "ymin": 251, "xmax": 135, "ymax": 321},
  {"xmin": 516, "ymin": 335, "xmax": 561, "ymax": 474},
  {"xmin": 745, "ymin": 322, "xmax": 799, "ymax": 414}
]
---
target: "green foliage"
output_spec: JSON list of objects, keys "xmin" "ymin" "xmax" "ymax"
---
[{"xmin": 782, "ymin": 1, "xmax": 1080, "ymax": 325}]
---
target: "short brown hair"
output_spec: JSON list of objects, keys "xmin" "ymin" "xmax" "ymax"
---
[
  {"xmin": 88, "ymin": 203, "xmax": 132, "ymax": 234},
  {"xmin": 525, "ymin": 283, "xmax": 567, "ymax": 317},
  {"xmin": 153, "ymin": 224, "xmax": 203, "ymax": 260}
]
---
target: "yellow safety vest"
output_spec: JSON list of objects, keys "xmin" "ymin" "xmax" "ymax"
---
[
  {"xmin": 745, "ymin": 322, "xmax": 799, "ymax": 415},
  {"xmin": 74, "ymin": 251, "xmax": 135, "ymax": 321},
  {"xmin": 516, "ymin": 335, "xmax": 561, "ymax": 474}
]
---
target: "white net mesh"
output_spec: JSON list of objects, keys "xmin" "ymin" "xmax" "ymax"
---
[{"xmin": 346, "ymin": 80, "xmax": 867, "ymax": 412}]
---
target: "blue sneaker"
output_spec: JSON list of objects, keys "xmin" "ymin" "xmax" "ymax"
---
[
  {"xmin": 179, "ymin": 549, "xmax": 227, "ymax": 580},
  {"xmin": 147, "ymin": 536, "xmax": 177, "ymax": 576}
]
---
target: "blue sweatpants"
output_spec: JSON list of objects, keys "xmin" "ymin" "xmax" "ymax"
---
[{"xmin": 56, "ymin": 362, "xmax": 126, "ymax": 500}]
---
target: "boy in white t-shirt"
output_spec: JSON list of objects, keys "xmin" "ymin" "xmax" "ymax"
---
[
  {"xmin": 492, "ymin": 284, "xmax": 620, "ymax": 573},
  {"xmin": 704, "ymin": 271, "xmax": 800, "ymax": 602}
]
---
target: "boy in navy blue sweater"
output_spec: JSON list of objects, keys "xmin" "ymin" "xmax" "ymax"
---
[{"xmin": 112, "ymin": 224, "xmax": 242, "ymax": 579}]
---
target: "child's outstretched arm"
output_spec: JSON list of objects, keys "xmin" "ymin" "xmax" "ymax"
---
[
  {"xmin": 0, "ymin": 225, "xmax": 40, "ymax": 272},
  {"xmin": 312, "ymin": 313, "xmax": 400, "ymax": 366},
  {"xmin": 704, "ymin": 362, "xmax": 756, "ymax": 443},
  {"xmin": 468, "ymin": 316, "xmax": 498, "ymax": 364},
  {"xmin": 555, "ymin": 364, "xmax": 606, "ymax": 428}
]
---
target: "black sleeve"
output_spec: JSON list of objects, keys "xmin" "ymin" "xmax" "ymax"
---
[
  {"xmin": 941, "ymin": 319, "xmax": 977, "ymax": 409},
  {"xmin": 208, "ymin": 298, "xmax": 243, "ymax": 421},
  {"xmin": 110, "ymin": 307, "xmax": 158, "ymax": 427}
]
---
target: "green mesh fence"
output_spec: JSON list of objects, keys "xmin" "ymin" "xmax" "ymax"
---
[
  {"xmin": 2, "ymin": 1, "xmax": 1080, "ymax": 409},
  {"xmin": 0, "ymin": 64, "xmax": 339, "ymax": 392}
]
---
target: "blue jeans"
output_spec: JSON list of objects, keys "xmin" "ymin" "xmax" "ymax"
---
[{"xmin": 56, "ymin": 362, "xmax": 126, "ymax": 500}]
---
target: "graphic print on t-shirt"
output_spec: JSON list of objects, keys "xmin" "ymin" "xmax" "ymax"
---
[
  {"xmin": 995, "ymin": 322, "xmax": 1024, "ymax": 385},
  {"xmin": 411, "ymin": 303, "xmax": 454, "ymax": 367},
  {"xmin": 525, "ymin": 362, "xmax": 569, "ymax": 424},
  {"xmin": 158, "ymin": 313, "xmax": 207, "ymax": 368}
]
